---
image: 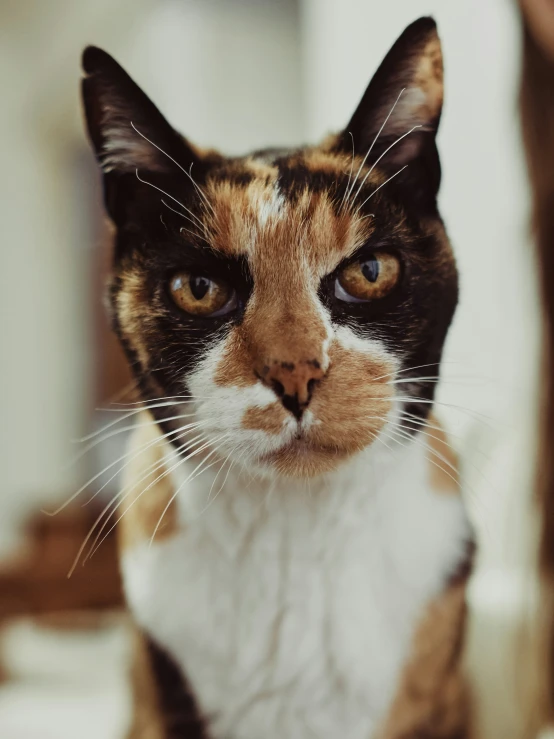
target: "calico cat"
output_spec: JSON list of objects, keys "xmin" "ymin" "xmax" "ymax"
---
[{"xmin": 82, "ymin": 16, "xmax": 473, "ymax": 739}]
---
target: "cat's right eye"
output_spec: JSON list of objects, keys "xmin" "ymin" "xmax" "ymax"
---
[
  {"xmin": 335, "ymin": 251, "xmax": 401, "ymax": 303},
  {"xmin": 169, "ymin": 271, "xmax": 237, "ymax": 317}
]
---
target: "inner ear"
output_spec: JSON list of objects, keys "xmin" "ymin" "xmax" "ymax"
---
[
  {"xmin": 341, "ymin": 17, "xmax": 443, "ymax": 171},
  {"xmin": 82, "ymin": 46, "xmax": 197, "ymax": 175}
]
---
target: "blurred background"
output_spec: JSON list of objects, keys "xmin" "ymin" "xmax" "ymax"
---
[{"xmin": 0, "ymin": 0, "xmax": 542, "ymax": 737}]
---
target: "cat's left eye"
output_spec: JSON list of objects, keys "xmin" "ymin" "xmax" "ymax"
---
[
  {"xmin": 169, "ymin": 271, "xmax": 237, "ymax": 317},
  {"xmin": 335, "ymin": 251, "xmax": 401, "ymax": 303}
]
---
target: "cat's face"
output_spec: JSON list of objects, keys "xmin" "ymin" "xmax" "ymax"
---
[{"xmin": 83, "ymin": 17, "xmax": 457, "ymax": 478}]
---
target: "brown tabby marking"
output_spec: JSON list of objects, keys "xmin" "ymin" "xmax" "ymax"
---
[{"xmin": 118, "ymin": 414, "xmax": 178, "ymax": 553}]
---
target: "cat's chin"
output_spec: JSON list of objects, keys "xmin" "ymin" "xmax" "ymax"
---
[{"xmin": 259, "ymin": 438, "xmax": 354, "ymax": 479}]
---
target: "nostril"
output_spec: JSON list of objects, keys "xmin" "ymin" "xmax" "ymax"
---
[
  {"xmin": 307, "ymin": 378, "xmax": 317, "ymax": 399},
  {"xmin": 282, "ymin": 393, "xmax": 303, "ymax": 420},
  {"xmin": 271, "ymin": 379, "xmax": 285, "ymax": 398}
]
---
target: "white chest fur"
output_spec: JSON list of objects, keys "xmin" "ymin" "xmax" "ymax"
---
[{"xmin": 122, "ymin": 438, "xmax": 470, "ymax": 739}]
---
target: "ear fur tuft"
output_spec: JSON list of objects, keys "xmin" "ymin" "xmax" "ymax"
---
[{"xmin": 81, "ymin": 46, "xmax": 195, "ymax": 175}]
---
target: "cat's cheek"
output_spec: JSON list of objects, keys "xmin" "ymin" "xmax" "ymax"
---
[{"xmin": 306, "ymin": 326, "xmax": 398, "ymax": 449}]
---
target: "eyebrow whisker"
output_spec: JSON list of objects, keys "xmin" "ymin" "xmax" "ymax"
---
[
  {"xmin": 131, "ymin": 122, "xmax": 215, "ymax": 216},
  {"xmin": 356, "ymin": 166, "xmax": 408, "ymax": 214},
  {"xmin": 349, "ymin": 125, "xmax": 421, "ymax": 209},
  {"xmin": 135, "ymin": 169, "xmax": 208, "ymax": 236},
  {"xmin": 342, "ymin": 87, "xmax": 406, "ymax": 210}
]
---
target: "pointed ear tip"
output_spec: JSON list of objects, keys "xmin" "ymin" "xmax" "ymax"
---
[
  {"xmin": 412, "ymin": 16, "xmax": 438, "ymax": 31},
  {"xmin": 81, "ymin": 46, "xmax": 116, "ymax": 75},
  {"xmin": 405, "ymin": 16, "xmax": 440, "ymax": 41}
]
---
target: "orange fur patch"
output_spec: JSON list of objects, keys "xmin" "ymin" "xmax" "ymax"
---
[
  {"xmin": 242, "ymin": 403, "xmax": 289, "ymax": 434},
  {"xmin": 379, "ymin": 582, "xmax": 470, "ymax": 738}
]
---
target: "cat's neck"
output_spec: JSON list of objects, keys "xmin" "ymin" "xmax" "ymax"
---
[
  {"xmin": 165, "ymin": 429, "xmax": 419, "ymax": 534},
  {"xmin": 122, "ymin": 416, "xmax": 470, "ymax": 739}
]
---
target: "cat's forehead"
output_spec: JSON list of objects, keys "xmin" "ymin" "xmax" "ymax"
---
[{"xmin": 202, "ymin": 146, "xmax": 376, "ymax": 270}]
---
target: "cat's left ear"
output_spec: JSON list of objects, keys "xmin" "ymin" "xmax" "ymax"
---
[
  {"xmin": 340, "ymin": 17, "xmax": 444, "ymax": 204},
  {"xmin": 81, "ymin": 46, "xmax": 196, "ymax": 177}
]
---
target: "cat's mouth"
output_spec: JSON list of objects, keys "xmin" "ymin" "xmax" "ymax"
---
[{"xmin": 260, "ymin": 434, "xmax": 352, "ymax": 477}]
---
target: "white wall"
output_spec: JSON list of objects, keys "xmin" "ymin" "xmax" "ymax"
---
[{"xmin": 116, "ymin": 0, "xmax": 303, "ymax": 156}]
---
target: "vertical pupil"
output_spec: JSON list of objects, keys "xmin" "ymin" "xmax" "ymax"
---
[
  {"xmin": 190, "ymin": 276, "xmax": 211, "ymax": 300},
  {"xmin": 361, "ymin": 258, "xmax": 380, "ymax": 283}
]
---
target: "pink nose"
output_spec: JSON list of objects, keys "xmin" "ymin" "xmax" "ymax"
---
[{"xmin": 257, "ymin": 358, "xmax": 325, "ymax": 419}]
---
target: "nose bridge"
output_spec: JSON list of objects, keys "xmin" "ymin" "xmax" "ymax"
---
[{"xmin": 247, "ymin": 280, "xmax": 329, "ymax": 412}]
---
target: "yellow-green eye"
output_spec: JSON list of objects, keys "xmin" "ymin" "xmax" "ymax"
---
[
  {"xmin": 335, "ymin": 252, "xmax": 400, "ymax": 302},
  {"xmin": 169, "ymin": 271, "xmax": 237, "ymax": 317}
]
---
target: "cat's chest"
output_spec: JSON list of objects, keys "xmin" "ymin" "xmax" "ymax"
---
[{"xmin": 122, "ymin": 447, "xmax": 469, "ymax": 739}]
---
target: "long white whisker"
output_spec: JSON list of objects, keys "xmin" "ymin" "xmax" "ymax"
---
[
  {"xmin": 148, "ymin": 433, "xmax": 232, "ymax": 546},
  {"xmin": 340, "ymin": 131, "xmax": 356, "ymax": 211},
  {"xmin": 77, "ymin": 404, "xmax": 197, "ymax": 442},
  {"xmin": 135, "ymin": 170, "xmax": 207, "ymax": 233},
  {"xmin": 85, "ymin": 431, "xmax": 220, "ymax": 562},
  {"xmin": 205, "ymin": 449, "xmax": 234, "ymax": 507},
  {"xmin": 77, "ymin": 422, "xmax": 208, "ymax": 513},
  {"xmin": 356, "ymin": 165, "xmax": 408, "ymax": 213},
  {"xmin": 350, "ymin": 125, "xmax": 421, "ymax": 209},
  {"xmin": 72, "ymin": 413, "xmax": 199, "ymax": 461},
  {"xmin": 367, "ymin": 426, "xmax": 396, "ymax": 453},
  {"xmin": 130, "ymin": 123, "xmax": 214, "ymax": 215},
  {"xmin": 108, "ymin": 395, "xmax": 217, "ymax": 407},
  {"xmin": 385, "ymin": 424, "xmax": 461, "ymax": 490},
  {"xmin": 397, "ymin": 410, "xmax": 463, "ymax": 441},
  {"xmin": 196, "ymin": 457, "xmax": 236, "ymax": 521},
  {"xmin": 66, "ymin": 428, "xmax": 212, "ymax": 576},
  {"xmin": 50, "ymin": 420, "xmax": 207, "ymax": 517},
  {"xmin": 160, "ymin": 199, "xmax": 207, "ymax": 239},
  {"xmin": 385, "ymin": 421, "xmax": 495, "ymax": 525},
  {"xmin": 372, "ymin": 362, "xmax": 458, "ymax": 383},
  {"xmin": 82, "ymin": 430, "xmax": 213, "ymax": 566},
  {"xmin": 344, "ymin": 87, "xmax": 406, "ymax": 207},
  {"xmin": 371, "ymin": 395, "xmax": 496, "ymax": 427},
  {"xmin": 180, "ymin": 223, "xmax": 205, "ymax": 241},
  {"xmin": 387, "ymin": 376, "xmax": 441, "ymax": 385}
]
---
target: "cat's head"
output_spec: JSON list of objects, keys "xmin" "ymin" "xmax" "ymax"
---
[{"xmin": 82, "ymin": 17, "xmax": 457, "ymax": 479}]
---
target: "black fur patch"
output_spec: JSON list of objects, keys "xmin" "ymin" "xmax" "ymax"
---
[{"xmin": 146, "ymin": 636, "xmax": 211, "ymax": 738}]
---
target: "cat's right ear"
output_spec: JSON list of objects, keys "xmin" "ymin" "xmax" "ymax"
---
[{"xmin": 81, "ymin": 47, "xmax": 197, "ymax": 208}]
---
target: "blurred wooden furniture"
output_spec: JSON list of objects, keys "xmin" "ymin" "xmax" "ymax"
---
[{"xmin": 0, "ymin": 505, "xmax": 123, "ymax": 619}]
